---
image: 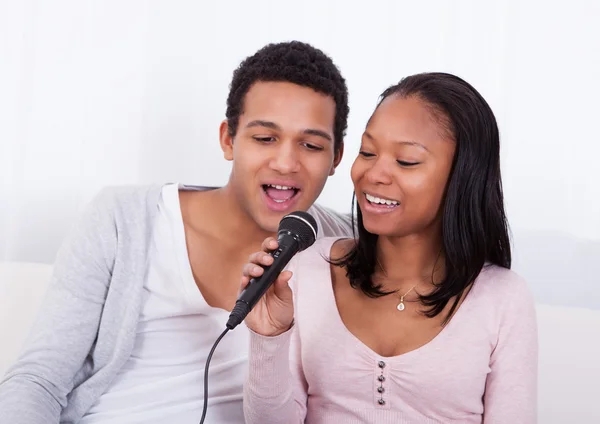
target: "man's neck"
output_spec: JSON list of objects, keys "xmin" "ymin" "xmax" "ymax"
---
[{"xmin": 185, "ymin": 184, "xmax": 274, "ymax": 250}]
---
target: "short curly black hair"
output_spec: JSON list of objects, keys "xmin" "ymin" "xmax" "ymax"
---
[{"xmin": 226, "ymin": 41, "xmax": 349, "ymax": 152}]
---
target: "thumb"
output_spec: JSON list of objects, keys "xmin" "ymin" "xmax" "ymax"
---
[{"xmin": 273, "ymin": 270, "xmax": 293, "ymax": 300}]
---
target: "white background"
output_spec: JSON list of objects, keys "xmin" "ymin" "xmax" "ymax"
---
[{"xmin": 1, "ymin": 0, "xmax": 599, "ymax": 309}]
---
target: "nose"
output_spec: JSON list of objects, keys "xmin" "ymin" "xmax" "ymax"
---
[
  {"xmin": 364, "ymin": 157, "xmax": 393, "ymax": 185},
  {"xmin": 268, "ymin": 141, "xmax": 300, "ymax": 174}
]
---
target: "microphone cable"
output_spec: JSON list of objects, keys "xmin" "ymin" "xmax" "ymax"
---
[{"xmin": 198, "ymin": 327, "xmax": 230, "ymax": 424}]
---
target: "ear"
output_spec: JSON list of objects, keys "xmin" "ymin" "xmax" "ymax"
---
[
  {"xmin": 219, "ymin": 120, "xmax": 234, "ymax": 161},
  {"xmin": 329, "ymin": 141, "xmax": 344, "ymax": 176}
]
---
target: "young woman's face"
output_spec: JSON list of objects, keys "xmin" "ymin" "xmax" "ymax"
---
[{"xmin": 351, "ymin": 95, "xmax": 456, "ymax": 238}]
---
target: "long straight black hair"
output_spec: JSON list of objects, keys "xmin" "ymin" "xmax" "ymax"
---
[{"xmin": 331, "ymin": 72, "xmax": 512, "ymax": 321}]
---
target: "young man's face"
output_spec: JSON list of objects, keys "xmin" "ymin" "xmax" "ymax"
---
[{"xmin": 220, "ymin": 81, "xmax": 343, "ymax": 233}]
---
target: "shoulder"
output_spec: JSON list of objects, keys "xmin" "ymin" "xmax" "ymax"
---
[
  {"xmin": 286, "ymin": 237, "xmax": 344, "ymax": 297},
  {"xmin": 78, "ymin": 184, "xmax": 166, "ymax": 225},
  {"xmin": 72, "ymin": 184, "xmax": 164, "ymax": 241},
  {"xmin": 300, "ymin": 236, "xmax": 349, "ymax": 260},
  {"xmin": 307, "ymin": 203, "xmax": 354, "ymax": 238},
  {"xmin": 474, "ymin": 265, "xmax": 532, "ymax": 299},
  {"xmin": 287, "ymin": 236, "xmax": 347, "ymax": 275},
  {"xmin": 89, "ymin": 184, "xmax": 163, "ymax": 213},
  {"xmin": 470, "ymin": 265, "xmax": 536, "ymax": 322}
]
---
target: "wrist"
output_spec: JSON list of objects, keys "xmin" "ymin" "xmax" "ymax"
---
[
  {"xmin": 269, "ymin": 319, "xmax": 294, "ymax": 337},
  {"xmin": 247, "ymin": 319, "xmax": 294, "ymax": 338}
]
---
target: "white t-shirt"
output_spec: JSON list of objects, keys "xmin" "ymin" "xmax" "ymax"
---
[{"xmin": 80, "ymin": 183, "xmax": 353, "ymax": 423}]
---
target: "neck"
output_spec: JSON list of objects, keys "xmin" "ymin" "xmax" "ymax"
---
[
  {"xmin": 375, "ymin": 228, "xmax": 445, "ymax": 292},
  {"xmin": 193, "ymin": 182, "xmax": 274, "ymax": 249}
]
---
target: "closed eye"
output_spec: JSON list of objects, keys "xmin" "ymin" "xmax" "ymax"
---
[
  {"xmin": 253, "ymin": 136, "xmax": 276, "ymax": 143},
  {"xmin": 359, "ymin": 151, "xmax": 375, "ymax": 158},
  {"xmin": 397, "ymin": 160, "xmax": 420, "ymax": 167},
  {"xmin": 303, "ymin": 142, "xmax": 324, "ymax": 151}
]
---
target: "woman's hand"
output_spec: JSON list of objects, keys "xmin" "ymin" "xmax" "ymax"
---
[{"xmin": 241, "ymin": 237, "xmax": 294, "ymax": 337}]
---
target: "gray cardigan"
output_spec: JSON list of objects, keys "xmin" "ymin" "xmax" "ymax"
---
[{"xmin": 0, "ymin": 184, "xmax": 352, "ymax": 423}]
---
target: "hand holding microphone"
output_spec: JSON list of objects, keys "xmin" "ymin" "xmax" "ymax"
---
[
  {"xmin": 226, "ymin": 211, "xmax": 318, "ymax": 335},
  {"xmin": 240, "ymin": 237, "xmax": 295, "ymax": 337}
]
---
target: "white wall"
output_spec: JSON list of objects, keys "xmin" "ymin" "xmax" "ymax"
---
[{"xmin": 1, "ymin": 0, "xmax": 599, "ymax": 309}]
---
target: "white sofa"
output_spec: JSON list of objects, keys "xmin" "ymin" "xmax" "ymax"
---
[{"xmin": 0, "ymin": 261, "xmax": 598, "ymax": 422}]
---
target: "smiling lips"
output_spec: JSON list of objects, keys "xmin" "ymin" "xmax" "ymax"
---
[
  {"xmin": 365, "ymin": 192, "xmax": 399, "ymax": 206},
  {"xmin": 363, "ymin": 192, "xmax": 400, "ymax": 213}
]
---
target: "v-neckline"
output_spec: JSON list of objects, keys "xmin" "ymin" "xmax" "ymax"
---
[{"xmin": 319, "ymin": 237, "xmax": 475, "ymax": 364}]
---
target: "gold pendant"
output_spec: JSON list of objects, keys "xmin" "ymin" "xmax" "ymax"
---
[{"xmin": 397, "ymin": 296, "xmax": 406, "ymax": 311}]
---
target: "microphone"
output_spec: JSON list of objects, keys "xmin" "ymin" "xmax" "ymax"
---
[{"xmin": 226, "ymin": 211, "xmax": 318, "ymax": 330}]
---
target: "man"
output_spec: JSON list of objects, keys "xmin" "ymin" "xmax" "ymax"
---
[{"xmin": 0, "ymin": 41, "xmax": 353, "ymax": 423}]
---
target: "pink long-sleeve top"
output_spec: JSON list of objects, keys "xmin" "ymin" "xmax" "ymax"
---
[{"xmin": 243, "ymin": 237, "xmax": 538, "ymax": 424}]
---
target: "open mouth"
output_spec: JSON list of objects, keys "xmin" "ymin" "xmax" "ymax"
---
[
  {"xmin": 262, "ymin": 184, "xmax": 300, "ymax": 204},
  {"xmin": 365, "ymin": 193, "xmax": 399, "ymax": 208}
]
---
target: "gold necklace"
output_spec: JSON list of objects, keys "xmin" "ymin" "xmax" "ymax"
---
[
  {"xmin": 376, "ymin": 257, "xmax": 418, "ymax": 312},
  {"xmin": 396, "ymin": 284, "xmax": 417, "ymax": 311}
]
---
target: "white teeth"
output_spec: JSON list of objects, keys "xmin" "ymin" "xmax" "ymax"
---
[
  {"xmin": 268, "ymin": 184, "xmax": 295, "ymax": 190},
  {"xmin": 366, "ymin": 193, "xmax": 398, "ymax": 205}
]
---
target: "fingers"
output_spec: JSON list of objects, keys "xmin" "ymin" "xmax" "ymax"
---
[
  {"xmin": 261, "ymin": 237, "xmax": 278, "ymax": 252},
  {"xmin": 273, "ymin": 271, "xmax": 293, "ymax": 300},
  {"xmin": 247, "ymin": 251, "xmax": 274, "ymax": 268},
  {"xmin": 243, "ymin": 237, "xmax": 278, "ymax": 281},
  {"xmin": 240, "ymin": 263, "xmax": 263, "ymax": 290},
  {"xmin": 238, "ymin": 237, "xmax": 281, "ymax": 295},
  {"xmin": 240, "ymin": 250, "xmax": 276, "ymax": 291},
  {"xmin": 277, "ymin": 270, "xmax": 293, "ymax": 284},
  {"xmin": 240, "ymin": 274, "xmax": 251, "ymax": 291}
]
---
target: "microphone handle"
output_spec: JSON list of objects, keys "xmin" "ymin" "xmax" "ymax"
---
[{"xmin": 226, "ymin": 232, "xmax": 300, "ymax": 330}]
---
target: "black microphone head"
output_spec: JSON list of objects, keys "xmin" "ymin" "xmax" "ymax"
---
[{"xmin": 278, "ymin": 211, "xmax": 318, "ymax": 251}]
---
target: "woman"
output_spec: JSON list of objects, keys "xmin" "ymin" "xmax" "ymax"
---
[{"xmin": 239, "ymin": 72, "xmax": 537, "ymax": 423}]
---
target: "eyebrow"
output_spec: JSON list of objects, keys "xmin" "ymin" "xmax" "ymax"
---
[
  {"xmin": 364, "ymin": 131, "xmax": 429, "ymax": 151},
  {"xmin": 246, "ymin": 120, "xmax": 333, "ymax": 143}
]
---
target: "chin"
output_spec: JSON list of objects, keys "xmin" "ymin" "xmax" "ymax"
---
[
  {"xmin": 362, "ymin": 221, "xmax": 402, "ymax": 238},
  {"xmin": 255, "ymin": 215, "xmax": 281, "ymax": 234},
  {"xmin": 362, "ymin": 223, "xmax": 387, "ymax": 236}
]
